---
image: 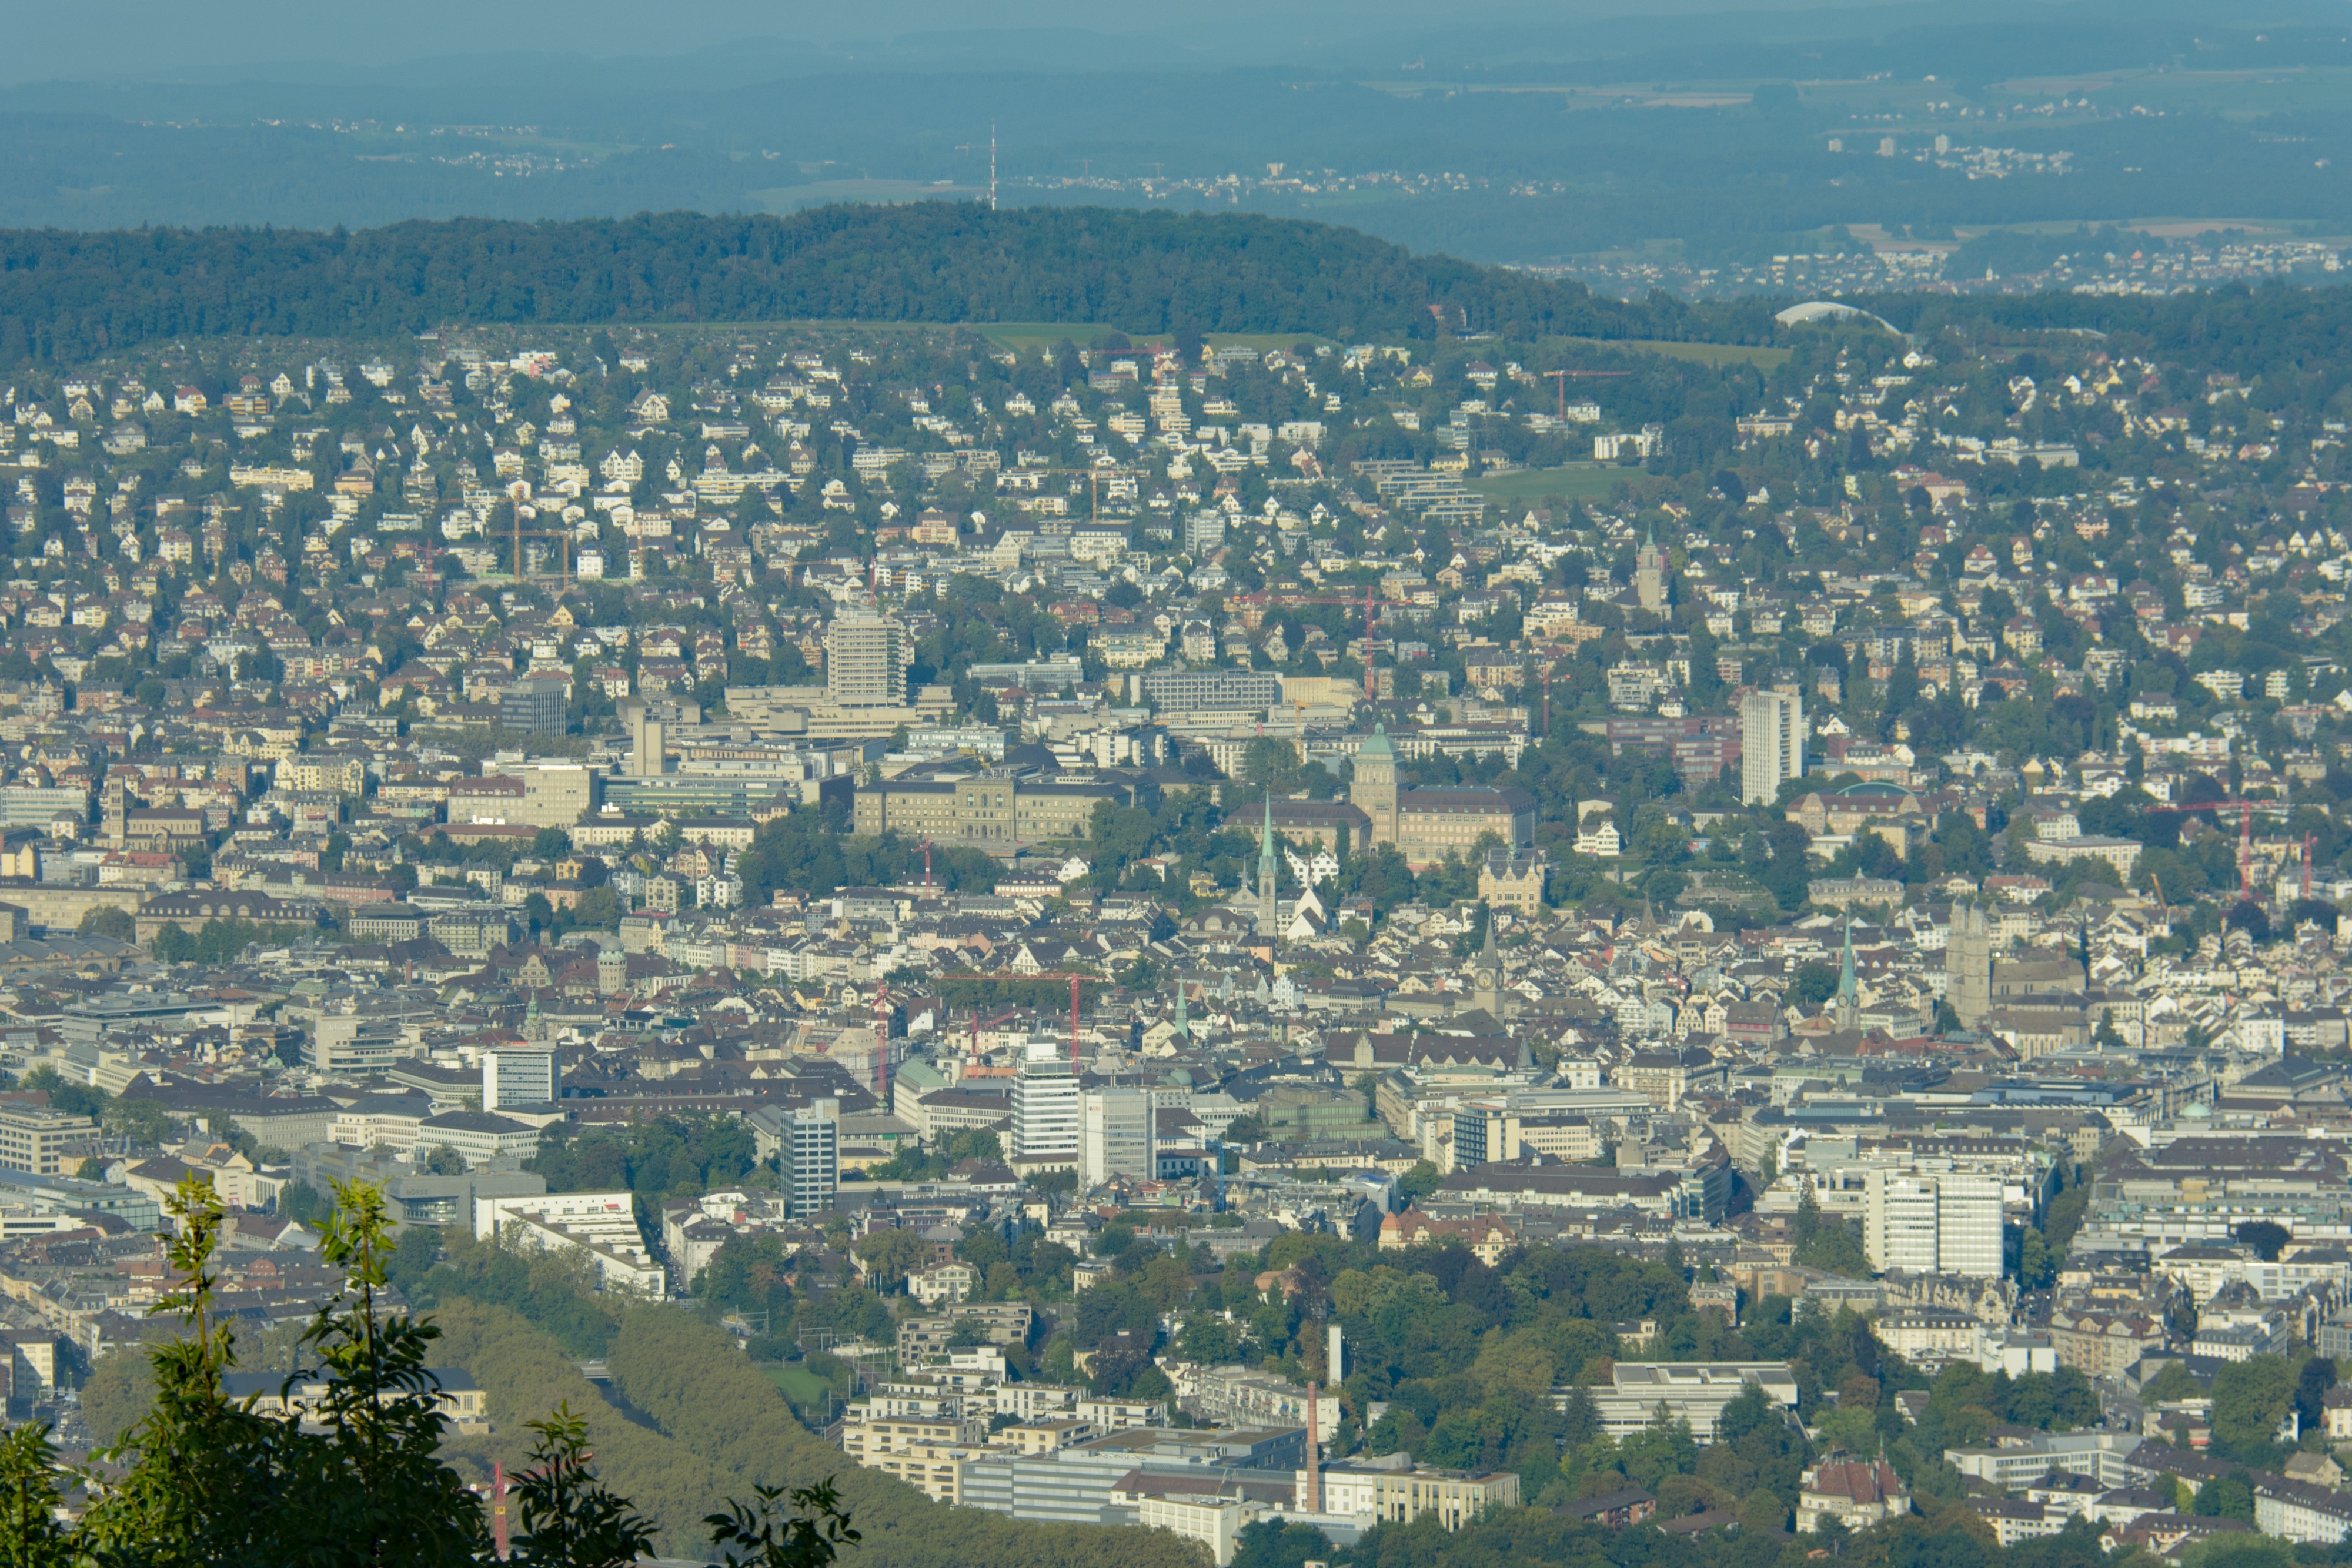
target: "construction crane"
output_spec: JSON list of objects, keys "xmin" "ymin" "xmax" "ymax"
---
[
  {"xmin": 507, "ymin": 509, "xmax": 576, "ymax": 583},
  {"xmin": 1231, "ymin": 583, "xmax": 1415, "ymax": 703},
  {"xmin": 936, "ymin": 972, "xmax": 1097, "ymax": 1072},
  {"xmin": 2137, "ymin": 798, "xmax": 2296, "ymax": 901},
  {"xmin": 1540, "ymin": 367, "xmax": 1632, "ymax": 422},
  {"xmin": 966, "ymin": 1007, "xmax": 1022, "ymax": 1067}
]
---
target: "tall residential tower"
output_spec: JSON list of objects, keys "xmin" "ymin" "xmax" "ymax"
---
[{"xmin": 1739, "ymin": 689, "xmax": 1804, "ymax": 805}]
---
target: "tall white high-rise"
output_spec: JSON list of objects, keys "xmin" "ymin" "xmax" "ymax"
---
[
  {"xmin": 1081, "ymin": 1088, "xmax": 1155, "ymax": 1188},
  {"xmin": 483, "ymin": 1046, "xmax": 558, "ymax": 1111},
  {"xmin": 824, "ymin": 609, "xmax": 910, "ymax": 708},
  {"xmin": 785, "ymin": 1098, "xmax": 839, "ymax": 1218},
  {"xmin": 1866, "ymin": 1169, "xmax": 1941, "ymax": 1274},
  {"xmin": 1011, "ymin": 1054, "xmax": 1082, "ymax": 1165},
  {"xmin": 1740, "ymin": 689, "xmax": 1805, "ymax": 804},
  {"xmin": 1866, "ymin": 1167, "xmax": 2007, "ymax": 1279},
  {"xmin": 1935, "ymin": 1173, "xmax": 2006, "ymax": 1278}
]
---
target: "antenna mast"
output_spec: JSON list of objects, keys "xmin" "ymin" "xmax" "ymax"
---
[{"xmin": 990, "ymin": 120, "xmax": 998, "ymax": 212}]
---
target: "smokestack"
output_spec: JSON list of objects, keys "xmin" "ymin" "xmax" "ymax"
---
[
  {"xmin": 1305, "ymin": 1382, "xmax": 1320, "ymax": 1515},
  {"xmin": 1327, "ymin": 1324, "xmax": 1343, "ymax": 1385}
]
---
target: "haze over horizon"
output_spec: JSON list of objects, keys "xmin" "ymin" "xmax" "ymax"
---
[
  {"xmin": 0, "ymin": 0, "xmax": 2259, "ymax": 84},
  {"xmin": 3, "ymin": 0, "xmax": 2350, "ymax": 276}
]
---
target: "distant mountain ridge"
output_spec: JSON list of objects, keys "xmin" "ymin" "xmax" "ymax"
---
[{"xmin": 0, "ymin": 202, "xmax": 1778, "ymax": 365}]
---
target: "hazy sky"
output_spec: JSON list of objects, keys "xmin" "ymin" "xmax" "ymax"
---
[{"xmin": 0, "ymin": 0, "xmax": 1937, "ymax": 83}]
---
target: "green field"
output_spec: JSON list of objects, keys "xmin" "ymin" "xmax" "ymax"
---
[
  {"xmin": 2055, "ymin": 66, "xmax": 2352, "ymax": 119},
  {"xmin": 1472, "ymin": 463, "xmax": 1633, "ymax": 502},
  {"xmin": 969, "ymin": 323, "xmax": 1336, "ymax": 354},
  {"xmin": 766, "ymin": 1366, "xmax": 836, "ymax": 1411},
  {"xmin": 1573, "ymin": 337, "xmax": 1793, "ymax": 370}
]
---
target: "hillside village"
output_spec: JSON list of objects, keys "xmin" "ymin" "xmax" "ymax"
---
[{"xmin": 0, "ymin": 313, "xmax": 2347, "ymax": 1557}]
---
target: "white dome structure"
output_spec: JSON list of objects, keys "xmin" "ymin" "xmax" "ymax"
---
[{"xmin": 1775, "ymin": 300, "xmax": 1901, "ymax": 333}]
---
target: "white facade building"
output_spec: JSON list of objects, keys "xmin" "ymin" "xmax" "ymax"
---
[
  {"xmin": 1011, "ymin": 1055, "xmax": 1081, "ymax": 1165},
  {"xmin": 786, "ymin": 1098, "xmax": 840, "ymax": 1218},
  {"xmin": 483, "ymin": 1045, "xmax": 558, "ymax": 1111},
  {"xmin": 1740, "ymin": 690, "xmax": 1804, "ymax": 804},
  {"xmin": 1081, "ymin": 1088, "xmax": 1156, "ymax": 1188},
  {"xmin": 1864, "ymin": 1168, "xmax": 2006, "ymax": 1279},
  {"xmin": 473, "ymin": 1191, "xmax": 665, "ymax": 1296}
]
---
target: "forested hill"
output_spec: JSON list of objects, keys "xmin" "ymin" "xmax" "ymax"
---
[{"xmin": 0, "ymin": 202, "xmax": 1782, "ymax": 366}]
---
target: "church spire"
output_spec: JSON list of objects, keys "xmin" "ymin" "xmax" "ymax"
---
[
  {"xmin": 1835, "ymin": 913, "xmax": 1859, "ymax": 1031},
  {"xmin": 1256, "ymin": 795, "xmax": 1279, "ymax": 940},
  {"xmin": 1472, "ymin": 906, "xmax": 1504, "ymax": 1019}
]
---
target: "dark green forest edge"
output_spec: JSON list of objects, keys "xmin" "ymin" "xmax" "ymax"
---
[{"xmin": 8, "ymin": 202, "xmax": 2351, "ymax": 370}]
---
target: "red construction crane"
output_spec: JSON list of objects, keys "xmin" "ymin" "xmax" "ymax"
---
[
  {"xmin": 1232, "ymin": 583, "xmax": 1415, "ymax": 703},
  {"xmin": 2137, "ymin": 798, "xmax": 2294, "ymax": 901},
  {"xmin": 967, "ymin": 1007, "xmax": 1021, "ymax": 1066},
  {"xmin": 489, "ymin": 1452, "xmax": 574, "ymax": 1561},
  {"xmin": 938, "ymin": 973, "xmax": 1095, "ymax": 1071},
  {"xmin": 1540, "ymin": 367, "xmax": 1631, "ymax": 422}
]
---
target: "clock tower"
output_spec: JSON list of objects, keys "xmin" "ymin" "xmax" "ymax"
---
[{"xmin": 1471, "ymin": 913, "xmax": 1504, "ymax": 1019}]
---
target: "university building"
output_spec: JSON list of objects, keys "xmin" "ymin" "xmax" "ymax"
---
[
  {"xmin": 1348, "ymin": 726, "xmax": 1535, "ymax": 869},
  {"xmin": 853, "ymin": 773, "xmax": 1149, "ymax": 847}
]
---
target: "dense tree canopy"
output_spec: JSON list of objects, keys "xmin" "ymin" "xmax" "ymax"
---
[{"xmin": 0, "ymin": 203, "xmax": 1773, "ymax": 369}]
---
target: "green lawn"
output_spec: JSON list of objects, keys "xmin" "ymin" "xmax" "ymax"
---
[
  {"xmin": 1566, "ymin": 337, "xmax": 1792, "ymax": 370},
  {"xmin": 971, "ymin": 323, "xmax": 1333, "ymax": 354},
  {"xmin": 1472, "ymin": 464, "xmax": 1635, "ymax": 502},
  {"xmin": 767, "ymin": 1367, "xmax": 836, "ymax": 1410}
]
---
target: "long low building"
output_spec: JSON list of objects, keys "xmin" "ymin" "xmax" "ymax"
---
[
  {"xmin": 473, "ymin": 1191, "xmax": 664, "ymax": 1296},
  {"xmin": 853, "ymin": 773, "xmax": 1148, "ymax": 848},
  {"xmin": 1952, "ymin": 1429, "xmax": 2142, "ymax": 1490},
  {"xmin": 1579, "ymin": 1362, "xmax": 1800, "ymax": 1441},
  {"xmin": 960, "ymin": 1426, "xmax": 1307, "ymax": 1525},
  {"xmin": 1436, "ymin": 1156, "xmax": 1680, "ymax": 1215}
]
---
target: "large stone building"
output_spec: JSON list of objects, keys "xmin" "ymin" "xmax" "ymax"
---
[
  {"xmin": 1348, "ymin": 727, "xmax": 1535, "ymax": 870},
  {"xmin": 853, "ymin": 772, "xmax": 1148, "ymax": 847}
]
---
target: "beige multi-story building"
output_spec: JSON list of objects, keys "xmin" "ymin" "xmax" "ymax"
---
[
  {"xmin": 2047, "ymin": 1308, "xmax": 2164, "ymax": 1379},
  {"xmin": 853, "ymin": 775, "xmax": 1147, "ymax": 847},
  {"xmin": 446, "ymin": 764, "xmax": 596, "ymax": 831},
  {"xmin": 840, "ymin": 1414, "xmax": 990, "ymax": 1463},
  {"xmin": 1872, "ymin": 1305, "xmax": 1983, "ymax": 1362},
  {"xmin": 1476, "ymin": 848, "xmax": 1546, "ymax": 912},
  {"xmin": 826, "ymin": 609, "xmax": 910, "ymax": 708},
  {"xmin": 1618, "ymin": 1046, "xmax": 1725, "ymax": 1112},
  {"xmin": 0, "ymin": 1105, "xmax": 92, "ymax": 1175},
  {"xmin": 1358, "ymin": 1465, "xmax": 1520, "ymax": 1529},
  {"xmin": 1348, "ymin": 727, "xmax": 1535, "ymax": 870},
  {"xmin": 273, "ymin": 755, "xmax": 368, "ymax": 796},
  {"xmin": 862, "ymin": 1443, "xmax": 971, "ymax": 1505},
  {"xmin": 896, "ymin": 1302, "xmax": 1034, "ymax": 1359}
]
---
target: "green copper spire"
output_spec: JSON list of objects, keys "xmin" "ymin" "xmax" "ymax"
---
[{"xmin": 1835, "ymin": 914, "xmax": 1859, "ymax": 1031}]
